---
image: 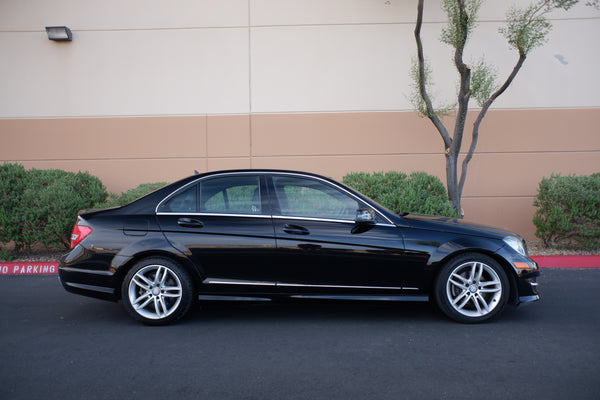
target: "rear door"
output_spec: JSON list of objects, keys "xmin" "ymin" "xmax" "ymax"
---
[{"xmin": 156, "ymin": 173, "xmax": 277, "ymax": 283}]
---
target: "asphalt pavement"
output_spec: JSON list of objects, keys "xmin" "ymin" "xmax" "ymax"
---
[{"xmin": 1, "ymin": 269, "xmax": 599, "ymax": 400}]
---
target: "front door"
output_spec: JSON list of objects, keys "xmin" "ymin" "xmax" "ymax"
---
[{"xmin": 269, "ymin": 174, "xmax": 409, "ymax": 291}]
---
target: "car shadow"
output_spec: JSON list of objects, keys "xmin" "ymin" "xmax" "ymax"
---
[{"xmin": 186, "ymin": 299, "xmax": 443, "ymax": 325}]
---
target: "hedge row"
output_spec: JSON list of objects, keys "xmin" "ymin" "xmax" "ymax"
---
[
  {"xmin": 0, "ymin": 163, "xmax": 166, "ymax": 256},
  {"xmin": 533, "ymin": 173, "xmax": 600, "ymax": 250},
  {"xmin": 342, "ymin": 171, "xmax": 458, "ymax": 218},
  {"xmin": 0, "ymin": 163, "xmax": 108, "ymax": 252},
  {"xmin": 96, "ymin": 182, "xmax": 168, "ymax": 209},
  {"xmin": 3, "ymin": 163, "xmax": 597, "ymax": 254}
]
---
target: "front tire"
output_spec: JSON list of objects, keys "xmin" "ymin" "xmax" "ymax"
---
[
  {"xmin": 435, "ymin": 253, "xmax": 509, "ymax": 323},
  {"xmin": 121, "ymin": 257, "xmax": 194, "ymax": 325}
]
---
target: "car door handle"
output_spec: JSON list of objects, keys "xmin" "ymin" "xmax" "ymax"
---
[
  {"xmin": 282, "ymin": 224, "xmax": 310, "ymax": 235},
  {"xmin": 177, "ymin": 218, "xmax": 204, "ymax": 228}
]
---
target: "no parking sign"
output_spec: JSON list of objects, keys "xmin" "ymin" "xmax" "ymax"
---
[{"xmin": 0, "ymin": 262, "xmax": 58, "ymax": 275}]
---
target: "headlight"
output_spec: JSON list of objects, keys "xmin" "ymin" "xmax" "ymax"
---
[{"xmin": 503, "ymin": 236, "xmax": 527, "ymax": 257}]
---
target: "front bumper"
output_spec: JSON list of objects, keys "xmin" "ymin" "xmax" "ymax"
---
[{"xmin": 516, "ymin": 272, "xmax": 540, "ymax": 305}]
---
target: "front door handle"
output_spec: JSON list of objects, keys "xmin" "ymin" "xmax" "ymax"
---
[
  {"xmin": 282, "ymin": 224, "xmax": 310, "ymax": 235},
  {"xmin": 177, "ymin": 218, "xmax": 204, "ymax": 228}
]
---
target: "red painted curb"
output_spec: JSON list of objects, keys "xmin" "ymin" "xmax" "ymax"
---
[
  {"xmin": 1, "ymin": 262, "xmax": 59, "ymax": 275},
  {"xmin": 1, "ymin": 256, "xmax": 599, "ymax": 275},
  {"xmin": 531, "ymin": 255, "xmax": 600, "ymax": 269}
]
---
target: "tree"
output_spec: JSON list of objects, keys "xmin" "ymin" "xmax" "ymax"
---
[{"xmin": 412, "ymin": 0, "xmax": 578, "ymax": 216}]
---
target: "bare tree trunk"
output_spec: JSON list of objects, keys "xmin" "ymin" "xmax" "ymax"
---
[{"xmin": 446, "ymin": 150, "xmax": 461, "ymax": 215}]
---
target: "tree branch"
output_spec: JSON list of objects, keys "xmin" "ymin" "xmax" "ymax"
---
[
  {"xmin": 414, "ymin": 0, "xmax": 452, "ymax": 149},
  {"xmin": 458, "ymin": 54, "xmax": 527, "ymax": 198}
]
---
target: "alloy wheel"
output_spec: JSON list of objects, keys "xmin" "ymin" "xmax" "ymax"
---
[
  {"xmin": 446, "ymin": 261, "xmax": 503, "ymax": 318},
  {"xmin": 127, "ymin": 264, "xmax": 183, "ymax": 320}
]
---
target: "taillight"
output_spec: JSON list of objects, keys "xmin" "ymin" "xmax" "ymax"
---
[{"xmin": 70, "ymin": 224, "xmax": 93, "ymax": 249}]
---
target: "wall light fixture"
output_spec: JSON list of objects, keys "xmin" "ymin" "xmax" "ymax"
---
[{"xmin": 45, "ymin": 26, "xmax": 72, "ymax": 41}]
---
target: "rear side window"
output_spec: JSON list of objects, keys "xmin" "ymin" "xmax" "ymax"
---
[
  {"xmin": 200, "ymin": 175, "xmax": 262, "ymax": 215},
  {"xmin": 158, "ymin": 185, "xmax": 197, "ymax": 213}
]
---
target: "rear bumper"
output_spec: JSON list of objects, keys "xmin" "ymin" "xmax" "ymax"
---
[
  {"xmin": 58, "ymin": 266, "xmax": 118, "ymax": 301},
  {"xmin": 58, "ymin": 247, "xmax": 119, "ymax": 301}
]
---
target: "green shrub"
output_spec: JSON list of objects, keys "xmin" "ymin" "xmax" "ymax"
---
[
  {"xmin": 0, "ymin": 163, "xmax": 28, "ymax": 246},
  {"xmin": 533, "ymin": 173, "xmax": 600, "ymax": 250},
  {"xmin": 95, "ymin": 182, "xmax": 168, "ymax": 208},
  {"xmin": 0, "ymin": 164, "xmax": 108, "ymax": 251},
  {"xmin": 342, "ymin": 171, "xmax": 458, "ymax": 217}
]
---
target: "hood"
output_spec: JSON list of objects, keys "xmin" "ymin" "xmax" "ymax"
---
[{"xmin": 401, "ymin": 214, "xmax": 520, "ymax": 240}]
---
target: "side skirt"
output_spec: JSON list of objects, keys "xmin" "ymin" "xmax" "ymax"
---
[{"xmin": 199, "ymin": 278, "xmax": 427, "ymax": 302}]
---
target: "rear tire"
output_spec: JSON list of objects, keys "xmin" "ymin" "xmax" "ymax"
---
[
  {"xmin": 121, "ymin": 257, "xmax": 194, "ymax": 325},
  {"xmin": 435, "ymin": 253, "xmax": 509, "ymax": 323}
]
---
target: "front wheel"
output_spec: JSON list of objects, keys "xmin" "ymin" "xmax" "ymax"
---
[
  {"xmin": 435, "ymin": 253, "xmax": 509, "ymax": 323},
  {"xmin": 121, "ymin": 257, "xmax": 194, "ymax": 325}
]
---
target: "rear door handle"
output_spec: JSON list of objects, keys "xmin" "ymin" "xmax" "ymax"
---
[
  {"xmin": 282, "ymin": 224, "xmax": 310, "ymax": 235},
  {"xmin": 177, "ymin": 218, "xmax": 204, "ymax": 228}
]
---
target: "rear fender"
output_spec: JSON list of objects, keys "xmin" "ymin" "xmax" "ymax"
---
[{"xmin": 110, "ymin": 235, "xmax": 205, "ymax": 294}]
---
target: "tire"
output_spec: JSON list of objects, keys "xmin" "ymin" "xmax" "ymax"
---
[
  {"xmin": 434, "ymin": 253, "xmax": 509, "ymax": 323},
  {"xmin": 121, "ymin": 257, "xmax": 194, "ymax": 325}
]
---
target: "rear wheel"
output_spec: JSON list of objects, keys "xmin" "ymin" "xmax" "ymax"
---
[
  {"xmin": 435, "ymin": 253, "xmax": 509, "ymax": 323},
  {"xmin": 121, "ymin": 257, "xmax": 194, "ymax": 325}
]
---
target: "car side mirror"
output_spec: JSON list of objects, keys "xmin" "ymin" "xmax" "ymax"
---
[{"xmin": 355, "ymin": 208, "xmax": 375, "ymax": 224}]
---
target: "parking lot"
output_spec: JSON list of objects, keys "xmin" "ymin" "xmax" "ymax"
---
[{"xmin": 1, "ymin": 268, "xmax": 599, "ymax": 400}]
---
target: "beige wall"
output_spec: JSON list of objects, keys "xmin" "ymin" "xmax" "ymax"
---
[
  {"xmin": 1, "ymin": 1, "xmax": 599, "ymax": 117},
  {"xmin": 2, "ymin": 108, "xmax": 599, "ymax": 238}
]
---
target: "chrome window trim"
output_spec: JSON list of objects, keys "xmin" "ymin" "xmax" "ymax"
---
[
  {"xmin": 156, "ymin": 212, "xmax": 272, "ymax": 219},
  {"xmin": 155, "ymin": 211, "xmax": 395, "ymax": 227},
  {"xmin": 270, "ymin": 172, "xmax": 394, "ymax": 225},
  {"xmin": 155, "ymin": 171, "xmax": 264, "ymax": 214},
  {"xmin": 155, "ymin": 171, "xmax": 395, "ymax": 226}
]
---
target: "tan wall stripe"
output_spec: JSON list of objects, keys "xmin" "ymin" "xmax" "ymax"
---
[{"xmin": 1, "ymin": 108, "xmax": 599, "ymax": 239}]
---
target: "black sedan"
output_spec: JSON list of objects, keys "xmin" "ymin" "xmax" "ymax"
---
[{"xmin": 59, "ymin": 169, "xmax": 539, "ymax": 325}]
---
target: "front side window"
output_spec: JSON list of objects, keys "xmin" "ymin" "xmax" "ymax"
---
[
  {"xmin": 273, "ymin": 176, "xmax": 359, "ymax": 221},
  {"xmin": 200, "ymin": 175, "xmax": 262, "ymax": 215}
]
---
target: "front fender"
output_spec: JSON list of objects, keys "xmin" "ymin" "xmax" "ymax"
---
[{"xmin": 427, "ymin": 236, "xmax": 504, "ymax": 266}]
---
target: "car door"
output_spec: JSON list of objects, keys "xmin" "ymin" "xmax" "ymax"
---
[
  {"xmin": 269, "ymin": 174, "xmax": 410, "ymax": 290},
  {"xmin": 156, "ymin": 173, "xmax": 277, "ymax": 283}
]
